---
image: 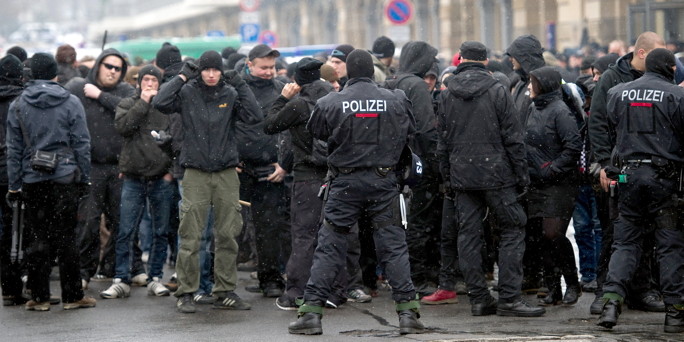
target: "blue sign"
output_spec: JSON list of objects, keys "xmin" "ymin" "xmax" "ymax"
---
[
  {"xmin": 240, "ymin": 23, "xmax": 260, "ymax": 43},
  {"xmin": 259, "ymin": 30, "xmax": 278, "ymax": 47},
  {"xmin": 385, "ymin": 0, "xmax": 413, "ymax": 25},
  {"xmin": 206, "ymin": 30, "xmax": 225, "ymax": 37}
]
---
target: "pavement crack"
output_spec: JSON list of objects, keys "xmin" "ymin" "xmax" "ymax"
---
[{"xmin": 358, "ymin": 308, "xmax": 393, "ymax": 327}]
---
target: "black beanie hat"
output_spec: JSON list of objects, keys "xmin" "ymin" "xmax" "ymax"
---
[
  {"xmin": 372, "ymin": 36, "xmax": 395, "ymax": 59},
  {"xmin": 294, "ymin": 57, "xmax": 323, "ymax": 86},
  {"xmin": 226, "ymin": 53, "xmax": 246, "ymax": 70},
  {"xmin": 7, "ymin": 46, "xmax": 27, "ymax": 62},
  {"xmin": 155, "ymin": 44, "xmax": 182, "ymax": 69},
  {"xmin": 646, "ymin": 48, "xmax": 676, "ymax": 81},
  {"xmin": 221, "ymin": 47, "xmax": 237, "ymax": 59},
  {"xmin": 330, "ymin": 44, "xmax": 354, "ymax": 63},
  {"xmin": 0, "ymin": 54, "xmax": 23, "ymax": 82},
  {"xmin": 30, "ymin": 52, "xmax": 58, "ymax": 80},
  {"xmin": 346, "ymin": 49, "xmax": 374, "ymax": 79},
  {"xmin": 137, "ymin": 64, "xmax": 162, "ymax": 87},
  {"xmin": 460, "ymin": 41, "xmax": 488, "ymax": 61},
  {"xmin": 198, "ymin": 50, "xmax": 223, "ymax": 71}
]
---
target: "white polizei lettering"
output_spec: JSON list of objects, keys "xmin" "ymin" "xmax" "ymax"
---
[
  {"xmin": 622, "ymin": 89, "xmax": 665, "ymax": 103},
  {"xmin": 629, "ymin": 89, "xmax": 637, "ymax": 101},
  {"xmin": 622, "ymin": 90, "xmax": 629, "ymax": 101},
  {"xmin": 341, "ymin": 100, "xmax": 388, "ymax": 113},
  {"xmin": 654, "ymin": 90, "xmax": 664, "ymax": 102},
  {"xmin": 644, "ymin": 89, "xmax": 653, "ymax": 101}
]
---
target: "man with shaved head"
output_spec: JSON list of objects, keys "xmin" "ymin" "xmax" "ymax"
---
[{"xmin": 588, "ymin": 31, "xmax": 667, "ymax": 316}]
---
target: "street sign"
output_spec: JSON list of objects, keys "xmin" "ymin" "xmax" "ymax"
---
[
  {"xmin": 240, "ymin": 23, "xmax": 260, "ymax": 43},
  {"xmin": 240, "ymin": 0, "xmax": 260, "ymax": 12},
  {"xmin": 385, "ymin": 0, "xmax": 413, "ymax": 25},
  {"xmin": 240, "ymin": 11, "xmax": 260, "ymax": 24},
  {"xmin": 259, "ymin": 30, "xmax": 278, "ymax": 47},
  {"xmin": 206, "ymin": 30, "xmax": 225, "ymax": 37}
]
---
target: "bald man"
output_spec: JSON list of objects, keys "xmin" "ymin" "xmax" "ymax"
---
[{"xmin": 587, "ymin": 31, "xmax": 667, "ymax": 316}]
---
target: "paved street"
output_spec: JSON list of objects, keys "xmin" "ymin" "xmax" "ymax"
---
[{"xmin": 0, "ymin": 266, "xmax": 679, "ymax": 342}]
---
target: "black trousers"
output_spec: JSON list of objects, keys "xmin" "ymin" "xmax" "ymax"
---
[
  {"xmin": 304, "ymin": 170, "xmax": 415, "ymax": 304},
  {"xmin": 240, "ymin": 171, "xmax": 290, "ymax": 290},
  {"xmin": 604, "ymin": 165, "xmax": 684, "ymax": 306},
  {"xmin": 455, "ymin": 187, "xmax": 526, "ymax": 303},
  {"xmin": 78, "ymin": 163, "xmax": 126, "ymax": 281},
  {"xmin": 24, "ymin": 181, "xmax": 83, "ymax": 303},
  {"xmin": 437, "ymin": 195, "xmax": 465, "ymax": 291},
  {"xmin": 406, "ymin": 159, "xmax": 443, "ymax": 287}
]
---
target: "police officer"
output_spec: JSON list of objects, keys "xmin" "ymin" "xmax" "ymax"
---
[
  {"xmin": 288, "ymin": 49, "xmax": 424, "ymax": 335},
  {"xmin": 597, "ymin": 48, "xmax": 684, "ymax": 333},
  {"xmin": 436, "ymin": 41, "xmax": 544, "ymax": 317}
]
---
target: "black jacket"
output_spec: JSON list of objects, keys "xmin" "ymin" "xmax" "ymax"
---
[
  {"xmin": 607, "ymin": 72, "xmax": 684, "ymax": 163},
  {"xmin": 152, "ymin": 75, "xmax": 262, "ymax": 172},
  {"xmin": 588, "ymin": 52, "xmax": 643, "ymax": 167},
  {"xmin": 436, "ymin": 63, "xmax": 528, "ymax": 190},
  {"xmin": 525, "ymin": 68, "xmax": 582, "ymax": 185},
  {"xmin": 0, "ymin": 81, "xmax": 23, "ymax": 186},
  {"xmin": 7, "ymin": 80, "xmax": 91, "ymax": 190},
  {"xmin": 235, "ymin": 70, "xmax": 284, "ymax": 166},
  {"xmin": 307, "ymin": 77, "xmax": 415, "ymax": 168},
  {"xmin": 383, "ymin": 41, "xmax": 438, "ymax": 161},
  {"xmin": 65, "ymin": 49, "xmax": 135, "ymax": 165},
  {"xmin": 264, "ymin": 80, "xmax": 332, "ymax": 181},
  {"xmin": 506, "ymin": 35, "xmax": 545, "ymax": 125},
  {"xmin": 114, "ymin": 93, "xmax": 173, "ymax": 178}
]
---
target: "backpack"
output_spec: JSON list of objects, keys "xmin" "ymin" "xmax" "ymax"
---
[{"xmin": 302, "ymin": 98, "xmax": 328, "ymax": 167}]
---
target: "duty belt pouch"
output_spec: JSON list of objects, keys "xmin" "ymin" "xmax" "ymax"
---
[{"xmin": 653, "ymin": 156, "xmax": 676, "ymax": 179}]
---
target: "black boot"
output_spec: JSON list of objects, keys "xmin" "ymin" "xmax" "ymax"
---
[
  {"xmin": 562, "ymin": 284, "xmax": 582, "ymax": 305},
  {"xmin": 398, "ymin": 309, "xmax": 425, "ymax": 335},
  {"xmin": 627, "ymin": 291, "xmax": 666, "ymax": 312},
  {"xmin": 597, "ymin": 299, "xmax": 622, "ymax": 329},
  {"xmin": 664, "ymin": 305, "xmax": 684, "ymax": 333},
  {"xmin": 539, "ymin": 284, "xmax": 562, "ymax": 306},
  {"xmin": 590, "ymin": 293, "xmax": 604, "ymax": 315},
  {"xmin": 288, "ymin": 301, "xmax": 323, "ymax": 335}
]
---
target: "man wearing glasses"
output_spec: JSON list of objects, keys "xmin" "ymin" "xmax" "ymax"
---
[{"xmin": 65, "ymin": 49, "xmax": 136, "ymax": 291}]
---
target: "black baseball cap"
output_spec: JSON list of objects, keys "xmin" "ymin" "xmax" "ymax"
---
[{"xmin": 248, "ymin": 44, "xmax": 280, "ymax": 61}]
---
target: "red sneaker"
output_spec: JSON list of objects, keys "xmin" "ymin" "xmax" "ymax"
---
[{"xmin": 420, "ymin": 289, "xmax": 458, "ymax": 305}]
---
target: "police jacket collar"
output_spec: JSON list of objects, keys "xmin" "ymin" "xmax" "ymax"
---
[{"xmin": 345, "ymin": 77, "xmax": 374, "ymax": 87}]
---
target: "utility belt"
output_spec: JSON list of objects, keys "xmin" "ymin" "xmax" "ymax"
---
[
  {"xmin": 330, "ymin": 165, "xmax": 394, "ymax": 177},
  {"xmin": 621, "ymin": 155, "xmax": 682, "ymax": 181}
]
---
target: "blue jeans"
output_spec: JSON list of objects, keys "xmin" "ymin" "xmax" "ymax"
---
[
  {"xmin": 116, "ymin": 177, "xmax": 173, "ymax": 283},
  {"xmin": 138, "ymin": 202, "xmax": 152, "ymax": 253},
  {"xmin": 177, "ymin": 180, "xmax": 214, "ymax": 294},
  {"xmin": 572, "ymin": 184, "xmax": 602, "ymax": 283}
]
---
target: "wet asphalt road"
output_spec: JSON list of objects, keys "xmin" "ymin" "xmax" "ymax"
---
[{"xmin": 0, "ymin": 267, "xmax": 680, "ymax": 342}]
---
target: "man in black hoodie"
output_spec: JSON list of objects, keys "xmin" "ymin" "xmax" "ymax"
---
[
  {"xmin": 588, "ymin": 31, "xmax": 666, "ymax": 315},
  {"xmin": 436, "ymin": 41, "xmax": 543, "ymax": 318},
  {"xmin": 237, "ymin": 44, "xmax": 290, "ymax": 298},
  {"xmin": 0, "ymin": 54, "xmax": 25, "ymax": 306},
  {"xmin": 504, "ymin": 35, "xmax": 546, "ymax": 293},
  {"xmin": 383, "ymin": 40, "xmax": 442, "ymax": 296},
  {"xmin": 65, "ymin": 49, "xmax": 135, "ymax": 289}
]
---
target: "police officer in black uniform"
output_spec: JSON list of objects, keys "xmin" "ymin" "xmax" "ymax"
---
[
  {"xmin": 597, "ymin": 48, "xmax": 684, "ymax": 333},
  {"xmin": 288, "ymin": 49, "xmax": 424, "ymax": 335}
]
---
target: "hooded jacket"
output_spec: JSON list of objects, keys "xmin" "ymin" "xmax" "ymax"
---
[
  {"xmin": 588, "ymin": 52, "xmax": 643, "ymax": 167},
  {"xmin": 506, "ymin": 35, "xmax": 545, "ymax": 125},
  {"xmin": 7, "ymin": 80, "xmax": 91, "ymax": 190},
  {"xmin": 235, "ymin": 68, "xmax": 284, "ymax": 166},
  {"xmin": 264, "ymin": 79, "xmax": 333, "ymax": 181},
  {"xmin": 383, "ymin": 41, "xmax": 438, "ymax": 161},
  {"xmin": 525, "ymin": 67, "xmax": 582, "ymax": 185},
  {"xmin": 436, "ymin": 62, "xmax": 528, "ymax": 190},
  {"xmin": 65, "ymin": 48, "xmax": 135, "ymax": 165},
  {"xmin": 152, "ymin": 74, "xmax": 263, "ymax": 172},
  {"xmin": 114, "ymin": 91, "xmax": 173, "ymax": 178},
  {"xmin": 0, "ymin": 82, "xmax": 23, "ymax": 186}
]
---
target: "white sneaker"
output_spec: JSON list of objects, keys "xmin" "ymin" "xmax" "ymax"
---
[
  {"xmin": 131, "ymin": 273, "xmax": 148, "ymax": 287},
  {"xmin": 100, "ymin": 279, "xmax": 130, "ymax": 299},
  {"xmin": 148, "ymin": 277, "xmax": 170, "ymax": 297}
]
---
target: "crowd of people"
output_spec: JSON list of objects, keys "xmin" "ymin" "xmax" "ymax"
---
[{"xmin": 0, "ymin": 28, "xmax": 683, "ymax": 335}]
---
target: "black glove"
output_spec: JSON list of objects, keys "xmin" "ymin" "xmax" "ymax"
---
[
  {"xmin": 604, "ymin": 166, "xmax": 621, "ymax": 180},
  {"xmin": 5, "ymin": 191, "xmax": 21, "ymax": 207},
  {"xmin": 77, "ymin": 182, "xmax": 91, "ymax": 200},
  {"xmin": 179, "ymin": 62, "xmax": 200, "ymax": 80},
  {"xmin": 223, "ymin": 70, "xmax": 245, "ymax": 87}
]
